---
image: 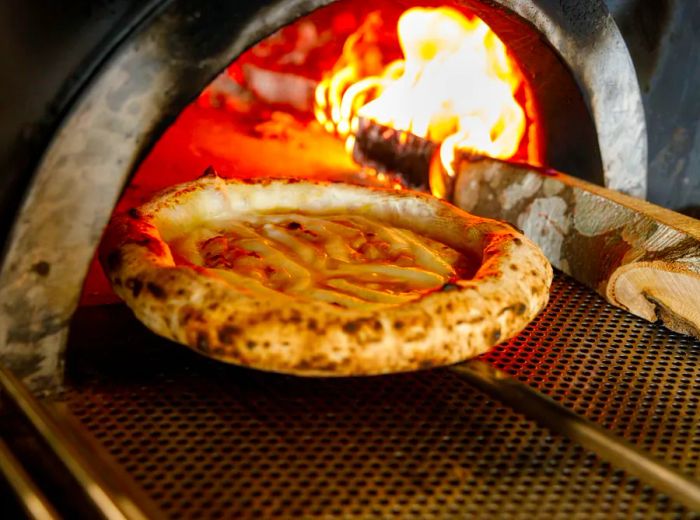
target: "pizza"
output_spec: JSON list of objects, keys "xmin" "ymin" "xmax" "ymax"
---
[{"xmin": 99, "ymin": 173, "xmax": 552, "ymax": 375}]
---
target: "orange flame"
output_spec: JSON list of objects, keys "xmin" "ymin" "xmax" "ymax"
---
[{"xmin": 315, "ymin": 6, "xmax": 529, "ymax": 181}]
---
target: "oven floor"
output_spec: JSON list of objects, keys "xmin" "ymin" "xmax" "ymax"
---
[{"xmin": 58, "ymin": 274, "xmax": 700, "ymax": 518}]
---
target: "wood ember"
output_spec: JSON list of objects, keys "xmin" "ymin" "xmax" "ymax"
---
[
  {"xmin": 451, "ymin": 154, "xmax": 700, "ymax": 339},
  {"xmin": 352, "ymin": 117, "xmax": 437, "ymax": 189}
]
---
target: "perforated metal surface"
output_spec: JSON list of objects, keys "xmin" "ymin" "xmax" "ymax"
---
[{"xmin": 59, "ymin": 274, "xmax": 700, "ymax": 518}]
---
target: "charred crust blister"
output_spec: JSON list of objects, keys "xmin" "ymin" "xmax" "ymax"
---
[
  {"xmin": 218, "ymin": 325, "xmax": 242, "ymax": 344},
  {"xmin": 343, "ymin": 320, "xmax": 361, "ymax": 334},
  {"xmin": 320, "ymin": 361, "xmax": 338, "ymax": 371},
  {"xmin": 294, "ymin": 359, "xmax": 313, "ymax": 370},
  {"xmin": 200, "ymin": 166, "xmax": 219, "ymax": 178},
  {"xmin": 31, "ymin": 261, "xmax": 50, "ymax": 277},
  {"xmin": 146, "ymin": 282, "xmax": 166, "ymax": 299},
  {"xmin": 125, "ymin": 277, "xmax": 143, "ymax": 297},
  {"xmin": 180, "ymin": 307, "xmax": 203, "ymax": 325},
  {"xmin": 296, "ymin": 356, "xmax": 337, "ymax": 372}
]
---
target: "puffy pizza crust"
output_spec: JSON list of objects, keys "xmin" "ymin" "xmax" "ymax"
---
[{"xmin": 99, "ymin": 176, "xmax": 552, "ymax": 375}]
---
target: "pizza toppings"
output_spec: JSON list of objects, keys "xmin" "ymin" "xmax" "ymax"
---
[
  {"xmin": 167, "ymin": 213, "xmax": 478, "ymax": 310},
  {"xmin": 99, "ymin": 177, "xmax": 552, "ymax": 376}
]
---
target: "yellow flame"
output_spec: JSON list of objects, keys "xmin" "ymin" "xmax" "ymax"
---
[{"xmin": 315, "ymin": 7, "xmax": 528, "ymax": 182}]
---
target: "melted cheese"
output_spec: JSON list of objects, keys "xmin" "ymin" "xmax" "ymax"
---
[{"xmin": 168, "ymin": 213, "xmax": 473, "ymax": 309}]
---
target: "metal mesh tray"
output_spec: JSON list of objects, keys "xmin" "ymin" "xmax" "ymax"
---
[{"xmin": 57, "ymin": 274, "xmax": 700, "ymax": 518}]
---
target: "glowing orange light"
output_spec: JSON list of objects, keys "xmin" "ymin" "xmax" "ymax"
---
[{"xmin": 315, "ymin": 6, "xmax": 529, "ymax": 182}]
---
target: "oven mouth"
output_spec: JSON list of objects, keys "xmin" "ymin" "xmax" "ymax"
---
[{"xmin": 78, "ymin": 0, "xmax": 612, "ymax": 306}]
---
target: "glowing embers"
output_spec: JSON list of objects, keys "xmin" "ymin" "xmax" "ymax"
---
[{"xmin": 315, "ymin": 7, "xmax": 529, "ymax": 176}]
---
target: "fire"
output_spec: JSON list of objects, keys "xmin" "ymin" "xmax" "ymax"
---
[{"xmin": 315, "ymin": 6, "xmax": 528, "ymax": 179}]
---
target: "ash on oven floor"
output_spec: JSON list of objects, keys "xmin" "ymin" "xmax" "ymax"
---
[{"xmin": 61, "ymin": 273, "xmax": 700, "ymax": 519}]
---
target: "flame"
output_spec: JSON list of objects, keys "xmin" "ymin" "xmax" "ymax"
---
[{"xmin": 315, "ymin": 6, "xmax": 529, "ymax": 180}]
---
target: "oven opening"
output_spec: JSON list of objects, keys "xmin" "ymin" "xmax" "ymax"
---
[{"xmin": 80, "ymin": 0, "xmax": 598, "ymax": 305}]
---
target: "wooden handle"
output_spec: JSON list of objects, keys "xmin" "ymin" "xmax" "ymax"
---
[{"xmin": 451, "ymin": 156, "xmax": 700, "ymax": 338}]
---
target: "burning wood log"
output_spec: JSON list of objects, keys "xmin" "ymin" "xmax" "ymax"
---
[
  {"xmin": 451, "ymin": 155, "xmax": 700, "ymax": 339},
  {"xmin": 351, "ymin": 117, "xmax": 700, "ymax": 338},
  {"xmin": 352, "ymin": 117, "xmax": 437, "ymax": 190}
]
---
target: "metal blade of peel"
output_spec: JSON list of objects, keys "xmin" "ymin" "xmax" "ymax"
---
[{"xmin": 451, "ymin": 360, "xmax": 700, "ymax": 511}]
